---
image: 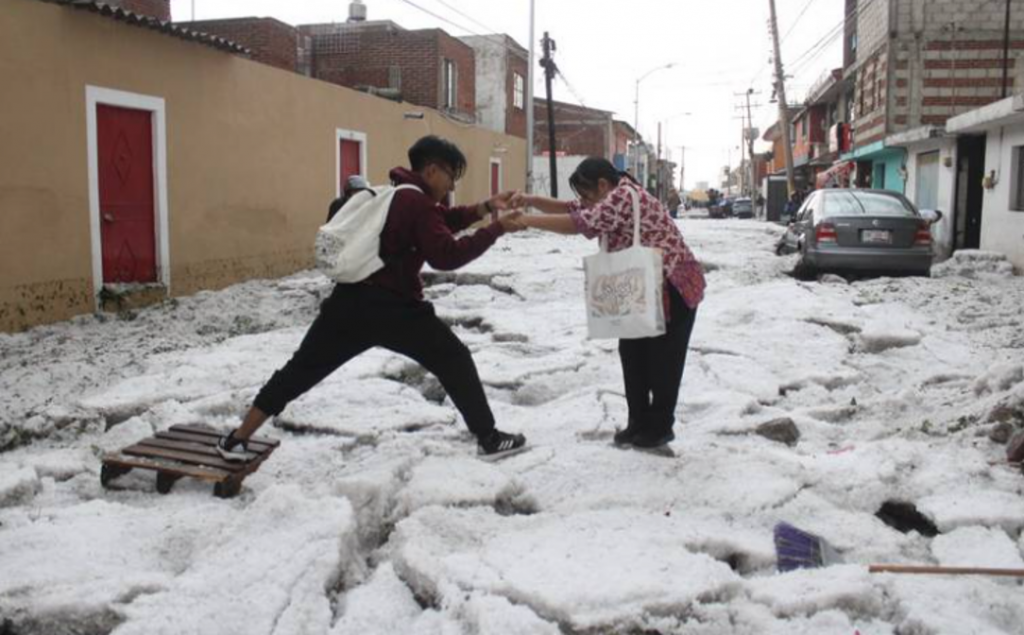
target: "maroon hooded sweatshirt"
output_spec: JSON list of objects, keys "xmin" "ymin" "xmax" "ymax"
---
[{"xmin": 365, "ymin": 167, "xmax": 506, "ymax": 300}]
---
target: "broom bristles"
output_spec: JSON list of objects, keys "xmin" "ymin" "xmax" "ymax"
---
[{"xmin": 774, "ymin": 522, "xmax": 841, "ymax": 572}]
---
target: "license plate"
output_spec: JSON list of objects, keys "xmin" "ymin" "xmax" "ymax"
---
[{"xmin": 861, "ymin": 229, "xmax": 891, "ymax": 244}]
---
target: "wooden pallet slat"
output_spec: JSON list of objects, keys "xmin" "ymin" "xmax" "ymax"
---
[
  {"xmin": 102, "ymin": 453, "xmax": 235, "ymax": 483},
  {"xmin": 139, "ymin": 437, "xmax": 260, "ymax": 461},
  {"xmin": 101, "ymin": 424, "xmax": 278, "ymax": 498},
  {"xmin": 122, "ymin": 444, "xmax": 248, "ymax": 472},
  {"xmin": 173, "ymin": 424, "xmax": 280, "ymax": 447},
  {"xmin": 155, "ymin": 430, "xmax": 275, "ymax": 453}
]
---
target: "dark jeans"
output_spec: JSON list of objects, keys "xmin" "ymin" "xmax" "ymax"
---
[
  {"xmin": 618, "ymin": 285, "xmax": 698, "ymax": 437},
  {"xmin": 253, "ymin": 283, "xmax": 496, "ymax": 437}
]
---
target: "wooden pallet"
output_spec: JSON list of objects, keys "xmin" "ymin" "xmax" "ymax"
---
[{"xmin": 100, "ymin": 424, "xmax": 280, "ymax": 498}]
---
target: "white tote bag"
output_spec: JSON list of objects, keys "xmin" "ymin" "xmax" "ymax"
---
[
  {"xmin": 583, "ymin": 188, "xmax": 666, "ymax": 340},
  {"xmin": 314, "ymin": 184, "xmax": 422, "ymax": 283}
]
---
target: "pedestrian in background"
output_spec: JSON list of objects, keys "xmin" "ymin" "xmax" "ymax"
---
[{"xmin": 327, "ymin": 174, "xmax": 371, "ymax": 222}]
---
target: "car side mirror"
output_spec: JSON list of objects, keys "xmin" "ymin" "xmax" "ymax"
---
[{"xmin": 920, "ymin": 209, "xmax": 943, "ymax": 225}]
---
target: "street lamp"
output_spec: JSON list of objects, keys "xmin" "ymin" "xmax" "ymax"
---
[{"xmin": 633, "ymin": 62, "xmax": 676, "ymax": 177}]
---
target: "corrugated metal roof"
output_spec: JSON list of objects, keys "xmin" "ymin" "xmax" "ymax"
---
[{"xmin": 37, "ymin": 0, "xmax": 250, "ymax": 55}]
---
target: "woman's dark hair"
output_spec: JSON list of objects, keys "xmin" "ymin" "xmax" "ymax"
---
[
  {"xmin": 569, "ymin": 157, "xmax": 639, "ymax": 197},
  {"xmin": 408, "ymin": 135, "xmax": 467, "ymax": 180}
]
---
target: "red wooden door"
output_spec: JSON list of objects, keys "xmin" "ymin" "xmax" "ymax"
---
[
  {"xmin": 98, "ymin": 105, "xmax": 157, "ymax": 284},
  {"xmin": 339, "ymin": 139, "xmax": 361, "ymax": 189},
  {"xmin": 490, "ymin": 162, "xmax": 501, "ymax": 196}
]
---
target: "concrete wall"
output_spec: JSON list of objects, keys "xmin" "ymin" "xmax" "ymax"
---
[
  {"xmin": 462, "ymin": 36, "xmax": 508, "ymax": 136},
  {"xmin": 902, "ymin": 138, "xmax": 959, "ymax": 260},
  {"xmin": 0, "ymin": 0, "xmax": 525, "ymax": 332},
  {"xmin": 532, "ymin": 156, "xmax": 587, "ymax": 202},
  {"xmin": 979, "ymin": 123, "xmax": 1024, "ymax": 270}
]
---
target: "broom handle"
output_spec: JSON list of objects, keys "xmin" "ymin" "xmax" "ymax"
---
[{"xmin": 869, "ymin": 564, "xmax": 1024, "ymax": 577}]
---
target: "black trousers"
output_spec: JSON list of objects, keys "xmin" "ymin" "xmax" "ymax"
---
[
  {"xmin": 618, "ymin": 285, "xmax": 698, "ymax": 436},
  {"xmin": 253, "ymin": 283, "xmax": 496, "ymax": 437}
]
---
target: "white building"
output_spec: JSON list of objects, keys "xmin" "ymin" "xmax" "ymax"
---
[
  {"xmin": 887, "ymin": 126, "xmax": 958, "ymax": 261},
  {"xmin": 945, "ymin": 94, "xmax": 1024, "ymax": 271}
]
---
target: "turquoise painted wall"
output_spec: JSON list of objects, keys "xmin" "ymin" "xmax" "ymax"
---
[{"xmin": 872, "ymin": 150, "xmax": 906, "ymax": 193}]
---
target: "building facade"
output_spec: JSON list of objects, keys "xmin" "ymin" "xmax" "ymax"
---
[
  {"xmin": 302, "ymin": 20, "xmax": 476, "ymax": 121},
  {"xmin": 460, "ymin": 35, "xmax": 529, "ymax": 138},
  {"xmin": 0, "ymin": 0, "xmax": 525, "ymax": 332},
  {"xmin": 843, "ymin": 0, "xmax": 1024, "ymax": 193}
]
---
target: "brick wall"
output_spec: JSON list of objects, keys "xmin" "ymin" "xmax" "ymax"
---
[
  {"xmin": 533, "ymin": 101, "xmax": 612, "ymax": 159},
  {"xmin": 184, "ymin": 18, "xmax": 300, "ymax": 72},
  {"xmin": 439, "ymin": 33, "xmax": 476, "ymax": 116},
  {"xmin": 505, "ymin": 51, "xmax": 528, "ymax": 138},
  {"xmin": 310, "ymin": 24, "xmax": 475, "ymax": 118},
  {"xmin": 109, "ymin": 0, "xmax": 170, "ymax": 21},
  {"xmin": 847, "ymin": 0, "xmax": 1024, "ymax": 148}
]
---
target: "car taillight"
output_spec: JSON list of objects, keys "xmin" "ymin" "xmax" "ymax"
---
[
  {"xmin": 914, "ymin": 221, "xmax": 932, "ymax": 246},
  {"xmin": 816, "ymin": 223, "xmax": 837, "ymax": 243}
]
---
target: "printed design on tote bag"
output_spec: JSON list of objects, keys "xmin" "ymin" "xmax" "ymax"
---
[{"xmin": 589, "ymin": 267, "xmax": 647, "ymax": 317}]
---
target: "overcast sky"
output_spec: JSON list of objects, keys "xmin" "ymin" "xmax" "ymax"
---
[{"xmin": 170, "ymin": 0, "xmax": 844, "ymax": 188}]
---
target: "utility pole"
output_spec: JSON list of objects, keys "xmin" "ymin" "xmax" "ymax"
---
[
  {"xmin": 526, "ymin": 0, "xmax": 536, "ymax": 193},
  {"xmin": 769, "ymin": 0, "xmax": 796, "ymax": 196},
  {"xmin": 540, "ymin": 32, "xmax": 559, "ymax": 197},
  {"xmin": 679, "ymin": 146, "xmax": 686, "ymax": 193},
  {"xmin": 745, "ymin": 88, "xmax": 757, "ymax": 199}
]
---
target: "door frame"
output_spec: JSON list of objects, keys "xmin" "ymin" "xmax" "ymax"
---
[
  {"xmin": 335, "ymin": 128, "xmax": 368, "ymax": 198},
  {"xmin": 489, "ymin": 157, "xmax": 503, "ymax": 195},
  {"xmin": 86, "ymin": 86, "xmax": 170, "ymax": 307}
]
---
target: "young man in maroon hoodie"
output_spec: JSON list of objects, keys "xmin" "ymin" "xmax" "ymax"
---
[{"xmin": 217, "ymin": 136, "xmax": 527, "ymax": 460}]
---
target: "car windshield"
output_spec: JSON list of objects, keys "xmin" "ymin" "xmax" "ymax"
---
[
  {"xmin": 822, "ymin": 191, "xmax": 916, "ymax": 217},
  {"xmin": 734, "ymin": 200, "xmax": 752, "ymax": 210}
]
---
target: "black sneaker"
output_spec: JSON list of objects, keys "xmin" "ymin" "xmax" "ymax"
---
[
  {"xmin": 216, "ymin": 431, "xmax": 250, "ymax": 462},
  {"xmin": 631, "ymin": 430, "xmax": 675, "ymax": 449},
  {"xmin": 477, "ymin": 429, "xmax": 527, "ymax": 460},
  {"xmin": 613, "ymin": 427, "xmax": 638, "ymax": 446}
]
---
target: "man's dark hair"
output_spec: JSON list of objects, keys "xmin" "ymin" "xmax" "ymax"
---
[{"xmin": 408, "ymin": 135, "xmax": 467, "ymax": 180}]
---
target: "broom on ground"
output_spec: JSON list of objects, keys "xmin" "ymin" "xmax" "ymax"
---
[{"xmin": 773, "ymin": 522, "xmax": 1024, "ymax": 577}]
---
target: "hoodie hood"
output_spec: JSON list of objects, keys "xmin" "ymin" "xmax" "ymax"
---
[{"xmin": 390, "ymin": 167, "xmax": 430, "ymax": 192}]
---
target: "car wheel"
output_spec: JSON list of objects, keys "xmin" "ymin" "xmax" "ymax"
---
[{"xmin": 793, "ymin": 249, "xmax": 816, "ymax": 281}]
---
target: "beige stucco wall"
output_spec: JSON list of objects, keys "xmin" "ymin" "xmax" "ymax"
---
[{"xmin": 0, "ymin": 0, "xmax": 525, "ymax": 332}]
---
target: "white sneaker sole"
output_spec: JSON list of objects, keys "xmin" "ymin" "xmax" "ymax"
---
[{"xmin": 477, "ymin": 444, "xmax": 530, "ymax": 462}]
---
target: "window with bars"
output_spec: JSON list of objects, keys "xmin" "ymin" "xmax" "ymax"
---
[{"xmin": 513, "ymin": 72, "xmax": 525, "ymax": 110}]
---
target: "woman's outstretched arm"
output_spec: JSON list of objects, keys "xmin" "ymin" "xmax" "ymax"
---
[
  {"xmin": 517, "ymin": 214, "xmax": 579, "ymax": 235},
  {"xmin": 510, "ymin": 193, "xmax": 570, "ymax": 215}
]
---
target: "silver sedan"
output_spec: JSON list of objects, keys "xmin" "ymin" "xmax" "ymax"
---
[{"xmin": 776, "ymin": 189, "xmax": 935, "ymax": 279}]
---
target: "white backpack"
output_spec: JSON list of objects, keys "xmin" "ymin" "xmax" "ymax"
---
[{"xmin": 314, "ymin": 184, "xmax": 422, "ymax": 283}]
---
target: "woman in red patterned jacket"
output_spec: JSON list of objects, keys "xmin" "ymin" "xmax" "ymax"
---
[{"xmin": 511, "ymin": 158, "xmax": 706, "ymax": 450}]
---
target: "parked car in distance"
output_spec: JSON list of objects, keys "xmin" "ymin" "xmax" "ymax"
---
[
  {"xmin": 775, "ymin": 189, "xmax": 934, "ymax": 278},
  {"xmin": 732, "ymin": 197, "xmax": 754, "ymax": 219},
  {"xmin": 709, "ymin": 198, "xmax": 733, "ymax": 219}
]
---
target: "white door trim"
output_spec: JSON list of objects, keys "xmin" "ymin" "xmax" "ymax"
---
[
  {"xmin": 335, "ymin": 128, "xmax": 368, "ymax": 198},
  {"xmin": 85, "ymin": 85, "xmax": 170, "ymax": 308}
]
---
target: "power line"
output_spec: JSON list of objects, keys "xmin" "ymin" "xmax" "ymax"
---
[
  {"xmin": 781, "ymin": 0, "xmax": 817, "ymax": 43},
  {"xmin": 426, "ymin": 0, "xmax": 502, "ymax": 37},
  {"xmin": 394, "ymin": 0, "xmax": 509, "ymax": 51}
]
